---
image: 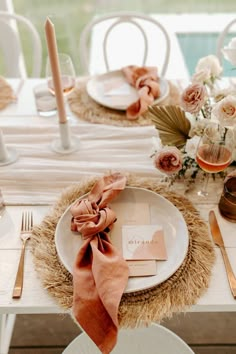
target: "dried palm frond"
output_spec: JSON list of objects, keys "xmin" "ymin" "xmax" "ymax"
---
[{"xmin": 148, "ymin": 105, "xmax": 191, "ymax": 147}]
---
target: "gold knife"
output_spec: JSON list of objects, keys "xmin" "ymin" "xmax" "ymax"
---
[{"xmin": 209, "ymin": 210, "xmax": 236, "ymax": 299}]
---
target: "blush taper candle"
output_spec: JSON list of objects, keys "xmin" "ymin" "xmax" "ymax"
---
[{"xmin": 45, "ymin": 17, "xmax": 67, "ymax": 124}]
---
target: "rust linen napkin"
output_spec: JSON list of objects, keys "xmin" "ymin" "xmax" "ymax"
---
[
  {"xmin": 122, "ymin": 65, "xmax": 161, "ymax": 119},
  {"xmin": 70, "ymin": 173, "xmax": 129, "ymax": 354}
]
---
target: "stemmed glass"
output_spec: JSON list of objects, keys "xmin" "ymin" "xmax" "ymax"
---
[
  {"xmin": 46, "ymin": 52, "xmax": 76, "ymax": 96},
  {"xmin": 196, "ymin": 122, "xmax": 234, "ymax": 197},
  {"xmin": 46, "ymin": 52, "xmax": 76, "ymax": 123}
]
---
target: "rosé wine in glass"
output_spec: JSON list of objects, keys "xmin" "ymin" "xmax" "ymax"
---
[
  {"xmin": 196, "ymin": 123, "xmax": 234, "ymax": 197},
  {"xmin": 196, "ymin": 144, "xmax": 232, "ymax": 173},
  {"xmin": 46, "ymin": 53, "xmax": 76, "ymax": 97},
  {"xmin": 48, "ymin": 75, "xmax": 76, "ymax": 96}
]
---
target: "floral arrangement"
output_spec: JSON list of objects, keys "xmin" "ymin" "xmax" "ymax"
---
[{"xmin": 148, "ymin": 54, "xmax": 236, "ymax": 188}]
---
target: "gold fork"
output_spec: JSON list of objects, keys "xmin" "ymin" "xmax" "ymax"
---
[{"xmin": 12, "ymin": 211, "xmax": 33, "ymax": 299}]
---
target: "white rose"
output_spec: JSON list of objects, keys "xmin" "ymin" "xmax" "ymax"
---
[
  {"xmin": 195, "ymin": 55, "xmax": 223, "ymax": 78},
  {"xmin": 212, "ymin": 87, "xmax": 235, "ymax": 102},
  {"xmin": 189, "ymin": 120, "xmax": 208, "ymax": 137},
  {"xmin": 212, "ymin": 95, "xmax": 236, "ymax": 126},
  {"xmin": 185, "ymin": 136, "xmax": 201, "ymax": 159},
  {"xmin": 192, "ymin": 68, "xmax": 211, "ymax": 84}
]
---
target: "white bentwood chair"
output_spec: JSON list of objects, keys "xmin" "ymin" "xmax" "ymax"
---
[
  {"xmin": 0, "ymin": 11, "xmax": 42, "ymax": 77},
  {"xmin": 62, "ymin": 323, "xmax": 195, "ymax": 354},
  {"xmin": 216, "ymin": 18, "xmax": 236, "ymax": 64},
  {"xmin": 79, "ymin": 12, "xmax": 171, "ymax": 77}
]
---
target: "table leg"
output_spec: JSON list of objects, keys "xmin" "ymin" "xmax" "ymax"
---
[{"xmin": 0, "ymin": 314, "xmax": 16, "ymax": 354}]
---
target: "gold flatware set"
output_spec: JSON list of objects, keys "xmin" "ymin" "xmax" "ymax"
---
[{"xmin": 209, "ymin": 210, "xmax": 236, "ymax": 299}]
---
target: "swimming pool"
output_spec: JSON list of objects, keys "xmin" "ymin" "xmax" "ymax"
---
[{"xmin": 177, "ymin": 33, "xmax": 236, "ymax": 77}]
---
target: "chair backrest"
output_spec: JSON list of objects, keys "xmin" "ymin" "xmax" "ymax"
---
[
  {"xmin": 0, "ymin": 11, "xmax": 42, "ymax": 77},
  {"xmin": 216, "ymin": 18, "xmax": 236, "ymax": 63},
  {"xmin": 79, "ymin": 12, "xmax": 171, "ymax": 77},
  {"xmin": 62, "ymin": 323, "xmax": 195, "ymax": 354}
]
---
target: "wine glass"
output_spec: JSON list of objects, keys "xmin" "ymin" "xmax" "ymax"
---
[
  {"xmin": 46, "ymin": 53, "xmax": 76, "ymax": 96},
  {"xmin": 196, "ymin": 122, "xmax": 234, "ymax": 197}
]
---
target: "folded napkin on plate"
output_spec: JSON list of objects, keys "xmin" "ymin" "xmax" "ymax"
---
[
  {"xmin": 70, "ymin": 173, "xmax": 129, "ymax": 354},
  {"xmin": 0, "ymin": 76, "xmax": 15, "ymax": 110},
  {"xmin": 122, "ymin": 65, "xmax": 161, "ymax": 119}
]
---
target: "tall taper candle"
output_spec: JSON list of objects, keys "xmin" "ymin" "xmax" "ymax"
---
[{"xmin": 45, "ymin": 17, "xmax": 67, "ymax": 124}]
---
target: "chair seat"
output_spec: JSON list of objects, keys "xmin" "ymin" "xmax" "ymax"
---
[{"xmin": 62, "ymin": 323, "xmax": 195, "ymax": 354}]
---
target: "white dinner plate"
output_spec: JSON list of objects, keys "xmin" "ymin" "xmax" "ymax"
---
[
  {"xmin": 86, "ymin": 70, "xmax": 169, "ymax": 111},
  {"xmin": 55, "ymin": 187, "xmax": 189, "ymax": 293}
]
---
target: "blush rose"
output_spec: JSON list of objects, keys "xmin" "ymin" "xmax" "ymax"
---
[
  {"xmin": 181, "ymin": 83, "xmax": 207, "ymax": 114},
  {"xmin": 154, "ymin": 146, "xmax": 183, "ymax": 175}
]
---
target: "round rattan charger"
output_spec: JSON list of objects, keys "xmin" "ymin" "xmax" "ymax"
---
[
  {"xmin": 31, "ymin": 174, "xmax": 215, "ymax": 328},
  {"xmin": 67, "ymin": 81, "xmax": 180, "ymax": 127},
  {"xmin": 0, "ymin": 76, "xmax": 16, "ymax": 110}
]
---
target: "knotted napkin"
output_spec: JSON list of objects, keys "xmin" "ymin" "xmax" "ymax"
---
[
  {"xmin": 70, "ymin": 173, "xmax": 129, "ymax": 354},
  {"xmin": 122, "ymin": 65, "xmax": 161, "ymax": 119}
]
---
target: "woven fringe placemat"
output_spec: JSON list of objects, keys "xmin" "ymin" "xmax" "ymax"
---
[
  {"xmin": 31, "ymin": 174, "xmax": 215, "ymax": 327},
  {"xmin": 67, "ymin": 81, "xmax": 180, "ymax": 127},
  {"xmin": 0, "ymin": 76, "xmax": 15, "ymax": 110}
]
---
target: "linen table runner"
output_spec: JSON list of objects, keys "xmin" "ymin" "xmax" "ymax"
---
[{"xmin": 0, "ymin": 121, "xmax": 159, "ymax": 205}]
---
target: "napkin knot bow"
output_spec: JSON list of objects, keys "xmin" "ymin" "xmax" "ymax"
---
[
  {"xmin": 71, "ymin": 198, "xmax": 116, "ymax": 240},
  {"xmin": 71, "ymin": 173, "xmax": 129, "ymax": 354},
  {"xmin": 122, "ymin": 65, "xmax": 161, "ymax": 119}
]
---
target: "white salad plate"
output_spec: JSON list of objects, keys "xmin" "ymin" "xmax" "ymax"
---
[{"xmin": 86, "ymin": 70, "xmax": 169, "ymax": 110}]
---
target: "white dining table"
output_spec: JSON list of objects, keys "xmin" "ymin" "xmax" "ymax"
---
[{"xmin": 0, "ymin": 78, "xmax": 236, "ymax": 354}]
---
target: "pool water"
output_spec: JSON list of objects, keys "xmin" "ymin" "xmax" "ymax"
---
[{"xmin": 177, "ymin": 33, "xmax": 236, "ymax": 77}]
